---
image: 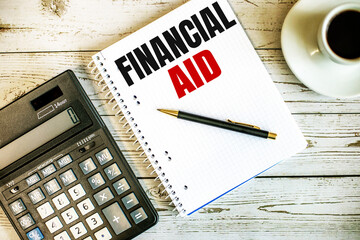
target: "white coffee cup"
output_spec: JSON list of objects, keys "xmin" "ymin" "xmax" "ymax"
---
[{"xmin": 317, "ymin": 2, "xmax": 360, "ymax": 65}]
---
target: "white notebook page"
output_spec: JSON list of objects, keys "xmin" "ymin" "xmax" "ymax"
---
[{"xmin": 92, "ymin": 0, "xmax": 307, "ymax": 216}]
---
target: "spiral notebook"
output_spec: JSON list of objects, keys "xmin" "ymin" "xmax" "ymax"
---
[{"xmin": 89, "ymin": 0, "xmax": 307, "ymax": 216}]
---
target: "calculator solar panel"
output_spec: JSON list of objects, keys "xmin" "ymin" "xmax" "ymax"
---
[{"xmin": 0, "ymin": 70, "xmax": 158, "ymax": 240}]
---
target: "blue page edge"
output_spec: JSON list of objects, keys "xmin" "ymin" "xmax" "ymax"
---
[{"xmin": 187, "ymin": 160, "xmax": 282, "ymax": 215}]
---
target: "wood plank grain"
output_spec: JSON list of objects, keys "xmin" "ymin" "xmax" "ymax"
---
[
  {"xmin": 0, "ymin": 51, "xmax": 359, "ymax": 113},
  {"xmin": 140, "ymin": 177, "xmax": 360, "ymax": 239},
  {"xmin": 0, "ymin": 0, "xmax": 295, "ymax": 52},
  {"xmin": 0, "ymin": 177, "xmax": 359, "ymax": 239}
]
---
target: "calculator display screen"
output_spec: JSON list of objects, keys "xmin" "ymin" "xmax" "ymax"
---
[{"xmin": 0, "ymin": 107, "xmax": 80, "ymax": 170}]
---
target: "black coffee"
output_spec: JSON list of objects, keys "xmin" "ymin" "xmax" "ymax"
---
[{"xmin": 326, "ymin": 10, "xmax": 360, "ymax": 59}]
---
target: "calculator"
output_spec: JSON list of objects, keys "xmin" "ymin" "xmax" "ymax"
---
[{"xmin": 0, "ymin": 70, "xmax": 158, "ymax": 240}]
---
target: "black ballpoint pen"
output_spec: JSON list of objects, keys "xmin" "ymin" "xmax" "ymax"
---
[{"xmin": 157, "ymin": 109, "xmax": 277, "ymax": 140}]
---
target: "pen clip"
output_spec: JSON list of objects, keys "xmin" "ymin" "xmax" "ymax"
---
[{"xmin": 226, "ymin": 119, "xmax": 261, "ymax": 129}]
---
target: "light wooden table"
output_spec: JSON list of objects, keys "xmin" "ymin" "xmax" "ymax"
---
[{"xmin": 1, "ymin": 0, "xmax": 359, "ymax": 239}]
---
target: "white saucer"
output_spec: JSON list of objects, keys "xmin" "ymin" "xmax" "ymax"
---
[{"xmin": 281, "ymin": 0, "xmax": 360, "ymax": 98}]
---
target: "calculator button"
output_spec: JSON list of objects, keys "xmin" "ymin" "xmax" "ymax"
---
[
  {"xmin": 102, "ymin": 202, "xmax": 131, "ymax": 235},
  {"xmin": 61, "ymin": 207, "xmax": 79, "ymax": 224},
  {"xmin": 26, "ymin": 227, "xmax": 44, "ymax": 240},
  {"xmin": 57, "ymin": 155, "xmax": 73, "ymax": 168},
  {"xmin": 70, "ymin": 222, "xmax": 87, "ymax": 239},
  {"xmin": 45, "ymin": 216, "xmax": 63, "ymax": 233},
  {"xmin": 79, "ymin": 158, "xmax": 97, "ymax": 175},
  {"xmin": 28, "ymin": 188, "xmax": 45, "ymax": 204},
  {"xmin": 44, "ymin": 178, "xmax": 61, "ymax": 195},
  {"xmin": 112, "ymin": 178, "xmax": 130, "ymax": 195},
  {"xmin": 26, "ymin": 173, "xmax": 41, "ymax": 187},
  {"xmin": 121, "ymin": 193, "xmax": 139, "ymax": 210},
  {"xmin": 95, "ymin": 148, "xmax": 113, "ymax": 165},
  {"xmin": 86, "ymin": 213, "xmax": 103, "ymax": 230},
  {"xmin": 59, "ymin": 169, "xmax": 77, "ymax": 186},
  {"xmin": 88, "ymin": 173, "xmax": 105, "ymax": 189},
  {"xmin": 68, "ymin": 183, "xmax": 86, "ymax": 201},
  {"xmin": 93, "ymin": 187, "xmax": 114, "ymax": 206},
  {"xmin": 94, "ymin": 227, "xmax": 112, "ymax": 240},
  {"xmin": 41, "ymin": 164, "xmax": 57, "ymax": 178},
  {"xmin": 62, "ymin": 209, "xmax": 80, "ymax": 227},
  {"xmin": 9, "ymin": 199, "xmax": 26, "ymax": 215},
  {"xmin": 52, "ymin": 193, "xmax": 70, "ymax": 210},
  {"xmin": 36, "ymin": 202, "xmax": 54, "ymax": 219},
  {"xmin": 77, "ymin": 198, "xmax": 95, "ymax": 216},
  {"xmin": 54, "ymin": 231, "xmax": 71, "ymax": 240},
  {"xmin": 104, "ymin": 163, "xmax": 121, "ymax": 180},
  {"xmin": 130, "ymin": 207, "xmax": 148, "ymax": 224},
  {"xmin": 18, "ymin": 213, "xmax": 35, "ymax": 230}
]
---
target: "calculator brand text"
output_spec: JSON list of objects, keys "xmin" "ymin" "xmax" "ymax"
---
[{"xmin": 76, "ymin": 133, "xmax": 96, "ymax": 147}]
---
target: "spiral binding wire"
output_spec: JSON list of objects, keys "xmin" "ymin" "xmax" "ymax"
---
[{"xmin": 87, "ymin": 57, "xmax": 186, "ymax": 216}]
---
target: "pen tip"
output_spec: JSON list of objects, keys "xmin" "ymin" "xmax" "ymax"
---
[{"xmin": 157, "ymin": 109, "xmax": 179, "ymax": 117}]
